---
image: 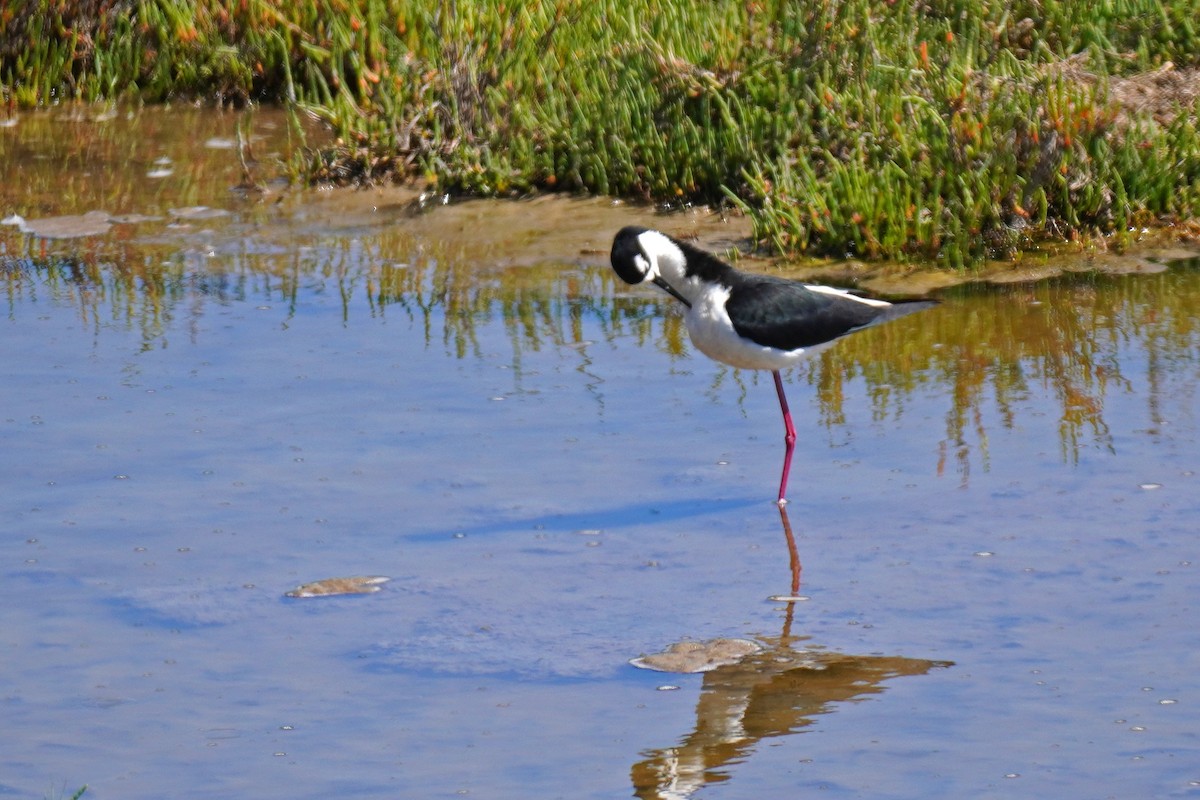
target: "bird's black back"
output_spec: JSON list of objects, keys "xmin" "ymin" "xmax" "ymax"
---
[
  {"xmin": 615, "ymin": 229, "xmax": 934, "ymax": 351},
  {"xmin": 726, "ymin": 276, "xmax": 933, "ymax": 351}
]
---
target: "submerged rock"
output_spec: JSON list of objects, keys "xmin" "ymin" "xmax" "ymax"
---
[
  {"xmin": 15, "ymin": 210, "xmax": 114, "ymax": 239},
  {"xmin": 285, "ymin": 575, "xmax": 391, "ymax": 598},
  {"xmin": 630, "ymin": 637, "xmax": 763, "ymax": 673},
  {"xmin": 169, "ymin": 206, "xmax": 231, "ymax": 220}
]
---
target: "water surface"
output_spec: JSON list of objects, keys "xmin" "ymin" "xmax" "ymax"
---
[{"xmin": 3, "ymin": 107, "xmax": 1200, "ymax": 799}]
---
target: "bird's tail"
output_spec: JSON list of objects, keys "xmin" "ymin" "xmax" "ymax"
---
[{"xmin": 876, "ymin": 298, "xmax": 938, "ymax": 323}]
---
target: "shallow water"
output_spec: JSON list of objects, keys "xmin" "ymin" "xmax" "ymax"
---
[{"xmin": 3, "ymin": 107, "xmax": 1200, "ymax": 799}]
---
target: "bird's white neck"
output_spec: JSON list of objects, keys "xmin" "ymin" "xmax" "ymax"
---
[{"xmin": 638, "ymin": 230, "xmax": 704, "ymax": 305}]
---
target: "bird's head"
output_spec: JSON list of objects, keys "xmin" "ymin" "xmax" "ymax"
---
[{"xmin": 610, "ymin": 226, "xmax": 692, "ymax": 307}]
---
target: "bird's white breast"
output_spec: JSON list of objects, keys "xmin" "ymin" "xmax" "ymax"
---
[{"xmin": 684, "ymin": 282, "xmax": 817, "ymax": 371}]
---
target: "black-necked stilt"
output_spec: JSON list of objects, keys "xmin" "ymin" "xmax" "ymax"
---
[{"xmin": 610, "ymin": 226, "xmax": 934, "ymax": 505}]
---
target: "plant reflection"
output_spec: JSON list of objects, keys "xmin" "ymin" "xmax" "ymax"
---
[
  {"xmin": 630, "ymin": 505, "xmax": 953, "ymax": 799},
  {"xmin": 800, "ymin": 270, "xmax": 1199, "ymax": 482},
  {"xmin": 5, "ymin": 194, "xmax": 1200, "ymax": 483}
]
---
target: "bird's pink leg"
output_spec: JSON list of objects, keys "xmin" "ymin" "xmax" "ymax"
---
[{"xmin": 773, "ymin": 370, "xmax": 797, "ymax": 506}]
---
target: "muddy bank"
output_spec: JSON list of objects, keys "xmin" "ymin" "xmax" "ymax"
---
[{"xmin": 245, "ymin": 183, "xmax": 1200, "ymax": 297}]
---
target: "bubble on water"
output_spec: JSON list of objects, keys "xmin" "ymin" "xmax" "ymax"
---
[
  {"xmin": 146, "ymin": 167, "xmax": 174, "ymax": 178},
  {"xmin": 768, "ymin": 595, "xmax": 810, "ymax": 603},
  {"xmin": 974, "ymin": 551, "xmax": 995, "ymax": 557},
  {"xmin": 453, "ymin": 532, "xmax": 466, "ymax": 539},
  {"xmin": 1159, "ymin": 699, "xmax": 1177, "ymax": 705},
  {"xmin": 575, "ymin": 529, "xmax": 602, "ymax": 536},
  {"xmin": 114, "ymin": 474, "xmax": 129, "ymax": 480},
  {"xmin": 656, "ymin": 685, "xmax": 680, "ymax": 691},
  {"xmin": 1130, "ymin": 725, "xmax": 1146, "ymax": 732},
  {"xmin": 1139, "ymin": 482, "xmax": 1162, "ymax": 490},
  {"xmin": 1004, "ymin": 773, "xmax": 1020, "ymax": 779}
]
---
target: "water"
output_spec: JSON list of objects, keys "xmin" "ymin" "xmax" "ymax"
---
[{"xmin": 3, "ymin": 107, "xmax": 1200, "ymax": 799}]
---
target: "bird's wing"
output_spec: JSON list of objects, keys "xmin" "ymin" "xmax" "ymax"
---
[{"xmin": 725, "ymin": 278, "xmax": 888, "ymax": 351}]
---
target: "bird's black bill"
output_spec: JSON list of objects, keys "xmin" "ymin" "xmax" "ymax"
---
[{"xmin": 652, "ymin": 276, "xmax": 692, "ymax": 308}]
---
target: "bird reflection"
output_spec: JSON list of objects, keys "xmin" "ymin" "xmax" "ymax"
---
[
  {"xmin": 630, "ymin": 506, "xmax": 953, "ymax": 800},
  {"xmin": 775, "ymin": 503, "xmax": 803, "ymax": 638}
]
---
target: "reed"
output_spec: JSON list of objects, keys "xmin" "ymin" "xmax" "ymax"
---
[{"xmin": 3, "ymin": 0, "xmax": 1200, "ymax": 264}]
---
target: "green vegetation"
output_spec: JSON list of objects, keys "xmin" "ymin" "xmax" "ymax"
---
[{"xmin": 3, "ymin": 1, "xmax": 1200, "ymax": 264}]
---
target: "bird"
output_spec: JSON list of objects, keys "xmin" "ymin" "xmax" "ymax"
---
[{"xmin": 610, "ymin": 225, "xmax": 935, "ymax": 505}]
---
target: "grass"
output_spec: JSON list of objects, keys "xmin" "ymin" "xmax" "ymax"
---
[{"xmin": 3, "ymin": 0, "xmax": 1200, "ymax": 265}]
